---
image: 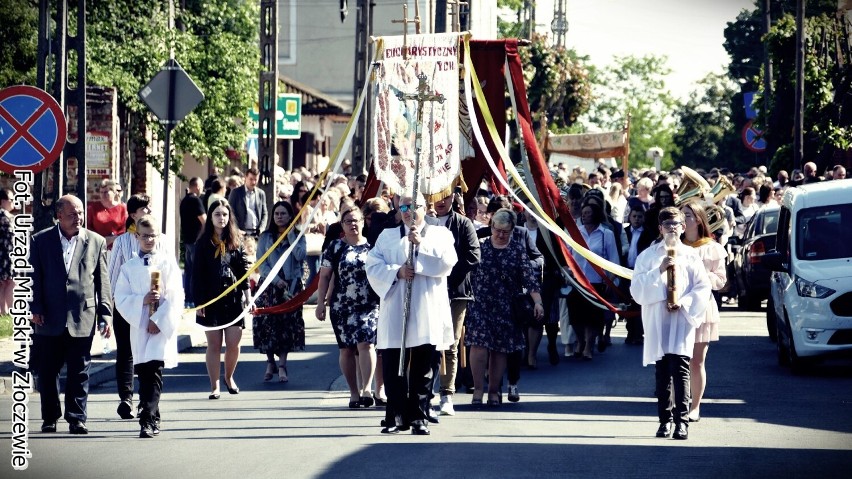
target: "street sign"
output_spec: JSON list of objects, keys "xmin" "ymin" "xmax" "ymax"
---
[
  {"xmin": 742, "ymin": 120, "xmax": 767, "ymax": 153},
  {"xmin": 139, "ymin": 58, "xmax": 204, "ymax": 124},
  {"xmin": 248, "ymin": 93, "xmax": 302, "ymax": 139},
  {"xmin": 743, "ymin": 91, "xmax": 758, "ymax": 120},
  {"xmin": 0, "ymin": 85, "xmax": 67, "ymax": 174}
]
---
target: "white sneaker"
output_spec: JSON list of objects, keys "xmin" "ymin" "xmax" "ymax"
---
[{"xmin": 439, "ymin": 395, "xmax": 455, "ymax": 416}]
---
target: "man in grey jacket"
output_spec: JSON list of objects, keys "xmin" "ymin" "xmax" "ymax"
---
[{"xmin": 30, "ymin": 195, "xmax": 112, "ymax": 435}]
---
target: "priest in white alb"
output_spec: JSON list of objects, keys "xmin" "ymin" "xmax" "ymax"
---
[
  {"xmin": 113, "ymin": 215, "xmax": 184, "ymax": 439},
  {"xmin": 366, "ymin": 192, "xmax": 457, "ymax": 436}
]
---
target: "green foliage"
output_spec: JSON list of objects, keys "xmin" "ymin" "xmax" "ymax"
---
[
  {"xmin": 88, "ymin": 0, "xmax": 260, "ymax": 174},
  {"xmin": 518, "ymin": 34, "xmax": 592, "ymax": 132},
  {"xmin": 579, "ymin": 55, "xmax": 680, "ymax": 170},
  {"xmin": 724, "ymin": 0, "xmax": 851, "ymax": 174},
  {"xmin": 672, "ymin": 73, "xmax": 751, "ymax": 172},
  {"xmin": 0, "ymin": 0, "xmax": 38, "ymax": 87}
]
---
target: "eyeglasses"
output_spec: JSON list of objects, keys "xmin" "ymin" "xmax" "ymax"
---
[
  {"xmin": 343, "ymin": 218, "xmax": 361, "ymax": 225},
  {"xmin": 399, "ymin": 204, "xmax": 414, "ymax": 213},
  {"xmin": 491, "ymin": 227, "xmax": 513, "ymax": 236},
  {"xmin": 661, "ymin": 221, "xmax": 683, "ymax": 229},
  {"xmin": 137, "ymin": 233, "xmax": 159, "ymax": 240}
]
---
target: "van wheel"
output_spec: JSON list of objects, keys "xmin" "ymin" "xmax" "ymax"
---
[
  {"xmin": 766, "ymin": 296, "xmax": 777, "ymax": 343},
  {"xmin": 779, "ymin": 315, "xmax": 813, "ymax": 374}
]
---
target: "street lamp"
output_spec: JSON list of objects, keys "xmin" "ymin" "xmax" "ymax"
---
[{"xmin": 647, "ymin": 147, "xmax": 664, "ymax": 171}]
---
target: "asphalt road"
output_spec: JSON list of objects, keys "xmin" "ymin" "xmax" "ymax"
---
[{"xmin": 2, "ymin": 304, "xmax": 852, "ymax": 478}]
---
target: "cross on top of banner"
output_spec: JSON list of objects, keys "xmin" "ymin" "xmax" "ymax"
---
[{"xmin": 391, "ymin": 4, "xmax": 421, "ymax": 60}]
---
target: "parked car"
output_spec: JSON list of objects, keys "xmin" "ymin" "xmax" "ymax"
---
[
  {"xmin": 732, "ymin": 205, "xmax": 780, "ymax": 313},
  {"xmin": 764, "ymin": 180, "xmax": 852, "ymax": 373}
]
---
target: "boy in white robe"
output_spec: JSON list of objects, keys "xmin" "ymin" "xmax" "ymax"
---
[
  {"xmin": 366, "ymin": 193, "xmax": 457, "ymax": 435},
  {"xmin": 630, "ymin": 207, "xmax": 710, "ymax": 441},
  {"xmin": 113, "ymin": 215, "xmax": 184, "ymax": 438}
]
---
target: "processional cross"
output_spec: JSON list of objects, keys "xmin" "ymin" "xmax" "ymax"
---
[
  {"xmin": 394, "ymin": 72, "xmax": 445, "ymax": 377},
  {"xmin": 391, "ymin": 4, "xmax": 421, "ymax": 60}
]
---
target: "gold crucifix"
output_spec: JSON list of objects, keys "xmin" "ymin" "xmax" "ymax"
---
[
  {"xmin": 447, "ymin": 0, "xmax": 468, "ymax": 33},
  {"xmin": 391, "ymin": 4, "xmax": 421, "ymax": 60}
]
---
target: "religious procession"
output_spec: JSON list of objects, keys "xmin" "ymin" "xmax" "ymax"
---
[{"xmin": 2, "ymin": 3, "xmax": 851, "ymax": 467}]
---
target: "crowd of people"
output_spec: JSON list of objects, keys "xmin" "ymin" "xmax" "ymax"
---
[{"xmin": 15, "ymin": 156, "xmax": 849, "ymax": 440}]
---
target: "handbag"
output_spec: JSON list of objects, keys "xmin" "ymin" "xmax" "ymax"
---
[{"xmin": 511, "ymin": 293, "xmax": 535, "ymax": 328}]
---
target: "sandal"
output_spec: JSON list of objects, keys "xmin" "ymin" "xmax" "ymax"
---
[
  {"xmin": 263, "ymin": 362, "xmax": 275, "ymax": 381},
  {"xmin": 487, "ymin": 393, "xmax": 501, "ymax": 407},
  {"xmin": 471, "ymin": 390, "xmax": 484, "ymax": 406},
  {"xmin": 278, "ymin": 365, "xmax": 288, "ymax": 383}
]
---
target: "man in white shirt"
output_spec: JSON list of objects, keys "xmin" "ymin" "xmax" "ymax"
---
[
  {"xmin": 366, "ymin": 193, "xmax": 457, "ymax": 435},
  {"xmin": 630, "ymin": 207, "xmax": 710, "ymax": 441}
]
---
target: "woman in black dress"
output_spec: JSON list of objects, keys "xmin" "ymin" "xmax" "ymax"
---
[{"xmin": 192, "ymin": 200, "xmax": 253, "ymax": 399}]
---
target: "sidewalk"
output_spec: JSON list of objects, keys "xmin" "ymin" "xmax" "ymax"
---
[{"xmin": 0, "ymin": 311, "xmax": 207, "ymax": 395}]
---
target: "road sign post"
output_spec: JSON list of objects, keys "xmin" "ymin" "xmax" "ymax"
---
[{"xmin": 139, "ymin": 58, "xmax": 204, "ymax": 233}]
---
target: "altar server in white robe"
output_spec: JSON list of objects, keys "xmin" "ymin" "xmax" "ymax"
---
[
  {"xmin": 630, "ymin": 207, "xmax": 710, "ymax": 441},
  {"xmin": 366, "ymin": 192, "xmax": 457, "ymax": 435},
  {"xmin": 114, "ymin": 215, "xmax": 184, "ymax": 438}
]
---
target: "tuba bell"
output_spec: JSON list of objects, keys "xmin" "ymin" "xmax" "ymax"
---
[
  {"xmin": 675, "ymin": 165, "xmax": 711, "ymax": 205},
  {"xmin": 706, "ymin": 204, "xmax": 729, "ymax": 234},
  {"xmin": 710, "ymin": 174, "xmax": 736, "ymax": 205}
]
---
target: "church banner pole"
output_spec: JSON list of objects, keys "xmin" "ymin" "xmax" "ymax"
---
[{"xmin": 396, "ymin": 72, "xmax": 445, "ymax": 377}]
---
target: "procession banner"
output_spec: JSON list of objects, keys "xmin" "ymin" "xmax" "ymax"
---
[
  {"xmin": 545, "ymin": 129, "xmax": 628, "ymax": 159},
  {"xmin": 372, "ymin": 33, "xmax": 460, "ymax": 200}
]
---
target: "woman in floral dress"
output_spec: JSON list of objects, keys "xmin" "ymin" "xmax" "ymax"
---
[
  {"xmin": 254, "ymin": 201, "xmax": 307, "ymax": 383},
  {"xmin": 466, "ymin": 209, "xmax": 543, "ymax": 407},
  {"xmin": 316, "ymin": 203, "xmax": 380, "ymax": 408}
]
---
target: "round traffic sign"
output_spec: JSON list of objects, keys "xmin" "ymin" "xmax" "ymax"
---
[
  {"xmin": 0, "ymin": 85, "xmax": 67, "ymax": 174},
  {"xmin": 742, "ymin": 120, "xmax": 767, "ymax": 153}
]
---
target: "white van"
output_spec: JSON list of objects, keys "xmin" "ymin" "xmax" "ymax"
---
[{"xmin": 765, "ymin": 179, "xmax": 852, "ymax": 372}]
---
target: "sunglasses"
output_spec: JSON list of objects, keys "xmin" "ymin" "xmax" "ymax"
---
[
  {"xmin": 661, "ymin": 221, "xmax": 683, "ymax": 229},
  {"xmin": 399, "ymin": 204, "xmax": 415, "ymax": 213}
]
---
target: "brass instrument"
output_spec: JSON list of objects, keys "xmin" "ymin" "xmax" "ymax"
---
[
  {"xmin": 675, "ymin": 165, "xmax": 711, "ymax": 205},
  {"xmin": 706, "ymin": 204, "xmax": 728, "ymax": 234},
  {"xmin": 710, "ymin": 174, "xmax": 735, "ymax": 205}
]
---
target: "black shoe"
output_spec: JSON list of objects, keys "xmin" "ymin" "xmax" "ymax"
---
[
  {"xmin": 655, "ymin": 421, "xmax": 673, "ymax": 438},
  {"xmin": 117, "ymin": 400, "xmax": 135, "ymax": 419},
  {"xmin": 673, "ymin": 422, "xmax": 688, "ymax": 440},
  {"xmin": 547, "ymin": 344, "xmax": 560, "ymax": 365},
  {"xmin": 41, "ymin": 421, "xmax": 57, "ymax": 433},
  {"xmin": 152, "ymin": 421, "xmax": 160, "ymax": 436},
  {"xmin": 69, "ymin": 422, "xmax": 89, "ymax": 435},
  {"xmin": 225, "ymin": 383, "xmax": 239, "ymax": 395},
  {"xmin": 597, "ymin": 336, "xmax": 608, "ymax": 353},
  {"xmin": 208, "ymin": 392, "xmax": 220, "ymax": 400},
  {"xmin": 427, "ymin": 409, "xmax": 440, "ymax": 424},
  {"xmin": 139, "ymin": 424, "xmax": 154, "ymax": 438},
  {"xmin": 411, "ymin": 421, "xmax": 430, "ymax": 435},
  {"xmin": 373, "ymin": 395, "xmax": 387, "ymax": 407},
  {"xmin": 360, "ymin": 396, "xmax": 374, "ymax": 408},
  {"xmin": 381, "ymin": 425, "xmax": 400, "ymax": 434}
]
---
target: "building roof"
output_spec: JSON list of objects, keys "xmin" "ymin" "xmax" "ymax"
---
[{"xmin": 279, "ymin": 74, "xmax": 351, "ymax": 117}]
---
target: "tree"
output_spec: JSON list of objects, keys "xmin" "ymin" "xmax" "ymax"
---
[
  {"xmin": 88, "ymin": 0, "xmax": 260, "ymax": 174},
  {"xmin": 723, "ymin": 0, "xmax": 850, "ymax": 174},
  {"xmin": 0, "ymin": 0, "xmax": 38, "ymax": 87},
  {"xmin": 672, "ymin": 73, "xmax": 751, "ymax": 172},
  {"xmin": 578, "ymin": 54, "xmax": 680, "ymax": 170},
  {"xmin": 518, "ymin": 33, "xmax": 593, "ymax": 133}
]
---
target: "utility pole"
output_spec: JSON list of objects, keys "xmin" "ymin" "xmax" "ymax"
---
[
  {"xmin": 762, "ymin": 0, "xmax": 773, "ymax": 165},
  {"xmin": 793, "ymin": 0, "xmax": 805, "ymax": 170},
  {"xmin": 34, "ymin": 0, "xmax": 86, "ymax": 231},
  {"xmin": 351, "ymin": 0, "xmax": 374, "ymax": 176},
  {"xmin": 552, "ymin": 0, "xmax": 568, "ymax": 48},
  {"xmin": 258, "ymin": 0, "xmax": 278, "ymax": 215}
]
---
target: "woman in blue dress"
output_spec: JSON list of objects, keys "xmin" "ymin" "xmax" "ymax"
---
[
  {"xmin": 466, "ymin": 209, "xmax": 543, "ymax": 406},
  {"xmin": 316, "ymin": 203, "xmax": 380, "ymax": 408}
]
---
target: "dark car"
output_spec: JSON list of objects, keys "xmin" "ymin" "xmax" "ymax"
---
[{"xmin": 732, "ymin": 206, "xmax": 780, "ymax": 312}]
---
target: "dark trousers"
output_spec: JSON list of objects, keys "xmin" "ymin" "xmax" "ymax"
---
[
  {"xmin": 655, "ymin": 354, "xmax": 691, "ymax": 424},
  {"xmin": 507, "ymin": 351, "xmax": 522, "ymax": 384},
  {"xmin": 113, "ymin": 308, "xmax": 135, "ymax": 402},
  {"xmin": 34, "ymin": 330, "xmax": 93, "ymax": 424},
  {"xmin": 381, "ymin": 344, "xmax": 435, "ymax": 427},
  {"xmin": 135, "ymin": 360, "xmax": 164, "ymax": 427}
]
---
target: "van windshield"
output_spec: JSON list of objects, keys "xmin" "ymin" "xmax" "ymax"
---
[{"xmin": 796, "ymin": 204, "xmax": 852, "ymax": 261}]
